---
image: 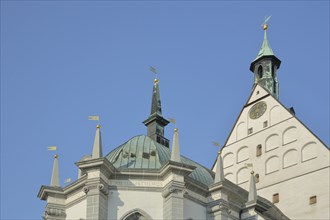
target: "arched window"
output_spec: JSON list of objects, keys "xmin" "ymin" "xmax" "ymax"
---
[
  {"xmin": 120, "ymin": 209, "xmax": 153, "ymax": 220},
  {"xmin": 256, "ymin": 144, "xmax": 262, "ymax": 157},
  {"xmin": 124, "ymin": 213, "xmax": 142, "ymax": 220},
  {"xmin": 257, "ymin": 65, "xmax": 263, "ymax": 79},
  {"xmin": 255, "ymin": 173, "xmax": 260, "ymax": 183}
]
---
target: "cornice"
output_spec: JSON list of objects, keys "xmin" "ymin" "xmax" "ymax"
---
[
  {"xmin": 75, "ymin": 157, "xmax": 117, "ymax": 178},
  {"xmin": 38, "ymin": 185, "xmax": 65, "ymax": 201},
  {"xmin": 159, "ymin": 160, "xmax": 196, "ymax": 178}
]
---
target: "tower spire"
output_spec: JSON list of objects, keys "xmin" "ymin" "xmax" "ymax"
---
[
  {"xmin": 91, "ymin": 124, "xmax": 103, "ymax": 159},
  {"xmin": 50, "ymin": 154, "xmax": 60, "ymax": 187},
  {"xmin": 214, "ymin": 151, "xmax": 225, "ymax": 183},
  {"xmin": 143, "ymin": 77, "xmax": 170, "ymax": 147},
  {"xmin": 170, "ymin": 128, "xmax": 181, "ymax": 162},
  {"xmin": 250, "ymin": 18, "xmax": 281, "ymax": 99}
]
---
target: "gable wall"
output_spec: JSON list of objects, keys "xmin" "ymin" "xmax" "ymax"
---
[{"xmin": 216, "ymin": 87, "xmax": 329, "ymax": 219}]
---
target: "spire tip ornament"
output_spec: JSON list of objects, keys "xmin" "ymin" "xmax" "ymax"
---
[
  {"xmin": 263, "ymin": 23, "xmax": 268, "ymax": 30},
  {"xmin": 261, "ymin": 15, "xmax": 271, "ymax": 30}
]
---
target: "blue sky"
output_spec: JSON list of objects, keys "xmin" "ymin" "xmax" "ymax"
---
[{"xmin": 1, "ymin": 1, "xmax": 329, "ymax": 219}]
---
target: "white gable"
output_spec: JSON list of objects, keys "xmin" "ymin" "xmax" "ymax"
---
[
  {"xmin": 246, "ymin": 84, "xmax": 270, "ymax": 105},
  {"xmin": 213, "ymin": 84, "xmax": 330, "ymax": 220},
  {"xmin": 225, "ymin": 85, "xmax": 294, "ymax": 146}
]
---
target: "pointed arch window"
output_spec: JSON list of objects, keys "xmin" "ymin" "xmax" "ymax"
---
[{"xmin": 257, "ymin": 65, "xmax": 263, "ymax": 79}]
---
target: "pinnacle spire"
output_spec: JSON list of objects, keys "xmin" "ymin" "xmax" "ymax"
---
[
  {"xmin": 50, "ymin": 154, "xmax": 60, "ymax": 187},
  {"xmin": 91, "ymin": 124, "xmax": 103, "ymax": 159},
  {"xmin": 248, "ymin": 171, "xmax": 257, "ymax": 202},
  {"xmin": 170, "ymin": 128, "xmax": 181, "ymax": 162},
  {"xmin": 214, "ymin": 151, "xmax": 225, "ymax": 183},
  {"xmin": 143, "ymin": 78, "xmax": 170, "ymax": 147}
]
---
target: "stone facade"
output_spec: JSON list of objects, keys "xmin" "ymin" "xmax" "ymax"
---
[
  {"xmin": 39, "ymin": 156, "xmax": 289, "ymax": 220},
  {"xmin": 38, "ymin": 25, "xmax": 328, "ymax": 220}
]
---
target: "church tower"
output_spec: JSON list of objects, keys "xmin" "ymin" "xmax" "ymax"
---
[
  {"xmin": 250, "ymin": 21, "xmax": 281, "ymax": 99},
  {"xmin": 143, "ymin": 78, "xmax": 170, "ymax": 147}
]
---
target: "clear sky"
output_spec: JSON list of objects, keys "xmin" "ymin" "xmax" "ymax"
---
[{"xmin": 1, "ymin": 1, "xmax": 329, "ymax": 219}]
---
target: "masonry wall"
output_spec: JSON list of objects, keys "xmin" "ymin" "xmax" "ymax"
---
[
  {"xmin": 66, "ymin": 199, "xmax": 87, "ymax": 220},
  {"xmin": 183, "ymin": 198, "xmax": 206, "ymax": 220}
]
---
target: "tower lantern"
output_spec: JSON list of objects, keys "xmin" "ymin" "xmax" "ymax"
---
[{"xmin": 250, "ymin": 17, "xmax": 281, "ymax": 99}]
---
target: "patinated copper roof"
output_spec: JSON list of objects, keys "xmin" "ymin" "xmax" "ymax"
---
[{"xmin": 106, "ymin": 135, "xmax": 214, "ymax": 186}]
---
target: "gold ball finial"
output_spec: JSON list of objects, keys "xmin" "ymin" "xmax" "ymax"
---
[
  {"xmin": 154, "ymin": 78, "xmax": 159, "ymax": 84},
  {"xmin": 54, "ymin": 154, "xmax": 58, "ymax": 159},
  {"xmin": 251, "ymin": 171, "xmax": 255, "ymax": 175},
  {"xmin": 96, "ymin": 124, "xmax": 101, "ymax": 129},
  {"xmin": 263, "ymin": 23, "xmax": 268, "ymax": 30},
  {"xmin": 174, "ymin": 128, "xmax": 178, "ymax": 132}
]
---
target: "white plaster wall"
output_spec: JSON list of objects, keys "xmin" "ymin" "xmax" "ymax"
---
[
  {"xmin": 214, "ymin": 92, "xmax": 330, "ymax": 220},
  {"xmin": 108, "ymin": 189, "xmax": 163, "ymax": 220},
  {"xmin": 66, "ymin": 199, "xmax": 87, "ymax": 220},
  {"xmin": 183, "ymin": 198, "xmax": 206, "ymax": 220},
  {"xmin": 226, "ymin": 86, "xmax": 293, "ymax": 145},
  {"xmin": 247, "ymin": 85, "xmax": 269, "ymax": 104},
  {"xmin": 258, "ymin": 168, "xmax": 330, "ymax": 220}
]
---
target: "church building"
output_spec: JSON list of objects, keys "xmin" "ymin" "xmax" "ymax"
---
[{"xmin": 38, "ymin": 22, "xmax": 329, "ymax": 220}]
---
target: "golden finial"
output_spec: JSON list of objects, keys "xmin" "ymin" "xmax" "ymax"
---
[
  {"xmin": 218, "ymin": 151, "xmax": 221, "ymax": 156},
  {"xmin": 154, "ymin": 78, "xmax": 159, "ymax": 84},
  {"xmin": 263, "ymin": 24, "xmax": 268, "ymax": 30},
  {"xmin": 251, "ymin": 171, "xmax": 255, "ymax": 175},
  {"xmin": 262, "ymin": 15, "xmax": 271, "ymax": 30},
  {"xmin": 54, "ymin": 154, "xmax": 58, "ymax": 159},
  {"xmin": 174, "ymin": 128, "xmax": 178, "ymax": 132},
  {"xmin": 96, "ymin": 124, "xmax": 101, "ymax": 129}
]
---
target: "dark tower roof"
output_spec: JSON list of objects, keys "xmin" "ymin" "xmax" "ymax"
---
[{"xmin": 143, "ymin": 79, "xmax": 170, "ymax": 147}]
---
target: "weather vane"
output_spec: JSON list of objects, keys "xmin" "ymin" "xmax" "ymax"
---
[
  {"xmin": 149, "ymin": 66, "xmax": 159, "ymax": 84},
  {"xmin": 245, "ymin": 163, "xmax": 254, "ymax": 174},
  {"xmin": 168, "ymin": 117, "xmax": 177, "ymax": 131},
  {"xmin": 261, "ymin": 15, "xmax": 271, "ymax": 30},
  {"xmin": 212, "ymin": 141, "xmax": 223, "ymax": 155}
]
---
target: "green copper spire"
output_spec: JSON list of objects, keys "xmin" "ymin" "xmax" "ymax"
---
[
  {"xmin": 143, "ymin": 78, "xmax": 170, "ymax": 147},
  {"xmin": 254, "ymin": 28, "xmax": 275, "ymax": 61},
  {"xmin": 250, "ymin": 20, "xmax": 281, "ymax": 99}
]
